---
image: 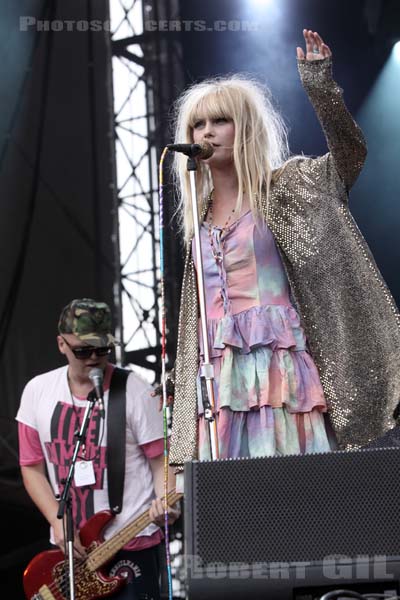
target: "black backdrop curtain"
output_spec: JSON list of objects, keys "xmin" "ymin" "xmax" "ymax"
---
[{"xmin": 0, "ymin": 1, "xmax": 115, "ymax": 594}]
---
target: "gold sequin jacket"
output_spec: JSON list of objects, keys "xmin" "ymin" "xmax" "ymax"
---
[{"xmin": 169, "ymin": 57, "xmax": 400, "ymax": 468}]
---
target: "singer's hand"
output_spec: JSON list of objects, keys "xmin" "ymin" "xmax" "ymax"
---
[{"xmin": 296, "ymin": 29, "xmax": 332, "ymax": 61}]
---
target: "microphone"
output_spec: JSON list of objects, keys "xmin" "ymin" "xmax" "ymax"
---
[
  {"xmin": 89, "ymin": 368, "xmax": 105, "ymax": 419},
  {"xmin": 167, "ymin": 141, "xmax": 214, "ymax": 160}
]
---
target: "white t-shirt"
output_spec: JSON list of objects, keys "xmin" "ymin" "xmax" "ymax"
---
[{"xmin": 16, "ymin": 364, "xmax": 164, "ymax": 544}]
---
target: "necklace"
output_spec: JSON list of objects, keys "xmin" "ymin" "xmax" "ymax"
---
[{"xmin": 207, "ymin": 193, "xmax": 236, "ymax": 263}]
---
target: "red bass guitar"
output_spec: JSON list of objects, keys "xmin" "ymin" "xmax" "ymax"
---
[{"xmin": 23, "ymin": 489, "xmax": 182, "ymax": 600}]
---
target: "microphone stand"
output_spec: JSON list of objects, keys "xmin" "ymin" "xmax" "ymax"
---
[
  {"xmin": 57, "ymin": 389, "xmax": 97, "ymax": 600},
  {"xmin": 187, "ymin": 155, "xmax": 219, "ymax": 461}
]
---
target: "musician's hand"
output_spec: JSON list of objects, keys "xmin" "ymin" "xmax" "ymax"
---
[
  {"xmin": 149, "ymin": 497, "xmax": 181, "ymax": 527},
  {"xmin": 151, "ymin": 389, "xmax": 174, "ymax": 412},
  {"xmin": 51, "ymin": 518, "xmax": 87, "ymax": 557},
  {"xmin": 151, "ymin": 370, "xmax": 175, "ymax": 411}
]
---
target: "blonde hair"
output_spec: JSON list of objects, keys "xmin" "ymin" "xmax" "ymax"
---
[{"xmin": 171, "ymin": 74, "xmax": 290, "ymax": 244}]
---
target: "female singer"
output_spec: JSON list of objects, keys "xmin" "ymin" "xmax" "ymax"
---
[{"xmin": 166, "ymin": 29, "xmax": 400, "ymax": 470}]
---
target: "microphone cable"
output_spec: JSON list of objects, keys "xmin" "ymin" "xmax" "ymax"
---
[{"xmin": 158, "ymin": 145, "xmax": 173, "ymax": 600}]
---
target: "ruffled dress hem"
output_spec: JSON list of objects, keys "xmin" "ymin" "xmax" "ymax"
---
[{"xmin": 198, "ymin": 304, "xmax": 327, "ymax": 415}]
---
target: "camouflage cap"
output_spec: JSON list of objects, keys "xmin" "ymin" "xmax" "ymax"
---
[{"xmin": 58, "ymin": 298, "xmax": 117, "ymax": 348}]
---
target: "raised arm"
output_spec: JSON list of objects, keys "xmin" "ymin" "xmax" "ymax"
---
[{"xmin": 297, "ymin": 29, "xmax": 367, "ymax": 189}]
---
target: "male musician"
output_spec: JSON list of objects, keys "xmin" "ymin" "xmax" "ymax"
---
[{"xmin": 16, "ymin": 298, "xmax": 179, "ymax": 600}]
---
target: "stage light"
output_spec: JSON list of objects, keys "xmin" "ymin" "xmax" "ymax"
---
[
  {"xmin": 393, "ymin": 40, "xmax": 400, "ymax": 61},
  {"xmin": 353, "ymin": 32, "xmax": 400, "ymax": 303},
  {"xmin": 248, "ymin": 0, "xmax": 273, "ymax": 5}
]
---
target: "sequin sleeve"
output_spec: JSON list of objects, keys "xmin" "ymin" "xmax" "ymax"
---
[{"xmin": 297, "ymin": 57, "xmax": 367, "ymax": 189}]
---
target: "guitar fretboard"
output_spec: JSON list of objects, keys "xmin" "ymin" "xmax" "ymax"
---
[{"xmin": 86, "ymin": 490, "xmax": 182, "ymax": 571}]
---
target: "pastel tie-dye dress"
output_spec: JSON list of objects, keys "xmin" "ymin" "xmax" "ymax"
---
[{"xmin": 192, "ymin": 210, "xmax": 333, "ymax": 460}]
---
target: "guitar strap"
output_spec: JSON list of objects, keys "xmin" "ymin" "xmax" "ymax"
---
[{"xmin": 106, "ymin": 366, "xmax": 129, "ymax": 514}]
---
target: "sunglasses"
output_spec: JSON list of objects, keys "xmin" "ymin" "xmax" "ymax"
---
[{"xmin": 61, "ymin": 336, "xmax": 113, "ymax": 360}]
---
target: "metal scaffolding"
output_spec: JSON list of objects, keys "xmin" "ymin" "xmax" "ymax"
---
[
  {"xmin": 108, "ymin": 1, "xmax": 185, "ymax": 594},
  {"xmin": 109, "ymin": 0, "xmax": 184, "ymax": 380}
]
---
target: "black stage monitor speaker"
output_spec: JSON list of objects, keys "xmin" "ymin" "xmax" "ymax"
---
[{"xmin": 184, "ymin": 447, "xmax": 400, "ymax": 599}]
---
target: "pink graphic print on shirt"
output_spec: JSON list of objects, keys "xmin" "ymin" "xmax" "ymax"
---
[{"xmin": 44, "ymin": 402, "xmax": 107, "ymax": 527}]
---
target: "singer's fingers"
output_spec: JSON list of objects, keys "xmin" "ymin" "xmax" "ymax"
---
[
  {"xmin": 301, "ymin": 29, "xmax": 331, "ymax": 61},
  {"xmin": 313, "ymin": 31, "xmax": 325, "ymax": 49},
  {"xmin": 303, "ymin": 29, "xmax": 314, "ymax": 54},
  {"xmin": 321, "ymin": 43, "xmax": 332, "ymax": 58}
]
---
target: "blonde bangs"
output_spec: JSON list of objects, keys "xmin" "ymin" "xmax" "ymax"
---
[{"xmin": 187, "ymin": 88, "xmax": 234, "ymax": 130}]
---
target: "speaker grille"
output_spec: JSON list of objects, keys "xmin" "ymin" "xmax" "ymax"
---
[{"xmin": 186, "ymin": 448, "xmax": 400, "ymax": 563}]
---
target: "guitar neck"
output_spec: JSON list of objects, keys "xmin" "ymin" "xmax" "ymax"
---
[{"xmin": 86, "ymin": 489, "xmax": 182, "ymax": 570}]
